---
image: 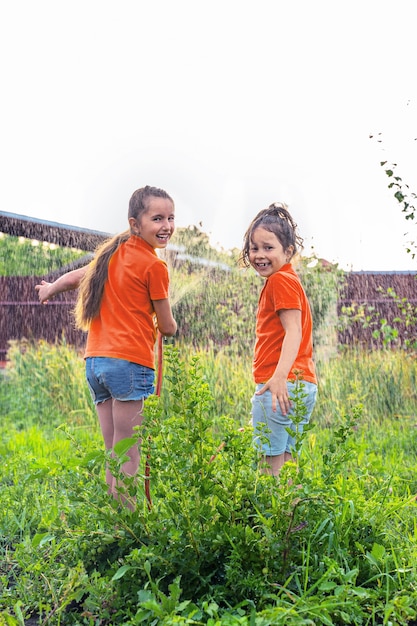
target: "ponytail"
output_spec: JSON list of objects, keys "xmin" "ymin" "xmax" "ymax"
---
[{"xmin": 74, "ymin": 230, "xmax": 130, "ymax": 330}]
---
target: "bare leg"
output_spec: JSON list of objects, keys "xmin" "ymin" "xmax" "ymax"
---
[
  {"xmin": 112, "ymin": 398, "xmax": 144, "ymax": 476},
  {"xmin": 95, "ymin": 398, "xmax": 144, "ymax": 507},
  {"xmin": 263, "ymin": 452, "xmax": 294, "ymax": 476},
  {"xmin": 96, "ymin": 398, "xmax": 115, "ymax": 490},
  {"xmin": 111, "ymin": 399, "xmax": 144, "ymax": 507}
]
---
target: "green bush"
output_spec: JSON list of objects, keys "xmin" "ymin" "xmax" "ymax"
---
[
  {"xmin": 0, "ymin": 233, "xmax": 85, "ymax": 276},
  {"xmin": 1, "ymin": 343, "xmax": 417, "ymax": 624}
]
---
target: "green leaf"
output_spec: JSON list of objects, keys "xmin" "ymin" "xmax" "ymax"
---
[
  {"xmin": 31, "ymin": 532, "xmax": 54, "ymax": 548},
  {"xmin": 113, "ymin": 437, "xmax": 138, "ymax": 456},
  {"xmin": 80, "ymin": 450, "xmax": 103, "ymax": 466},
  {"xmin": 112, "ymin": 564, "xmax": 132, "ymax": 580},
  {"xmin": 371, "ymin": 542, "xmax": 386, "ymax": 560},
  {"xmin": 318, "ymin": 581, "xmax": 337, "ymax": 591}
]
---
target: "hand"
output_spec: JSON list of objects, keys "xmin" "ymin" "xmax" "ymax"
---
[
  {"xmin": 35, "ymin": 280, "xmax": 53, "ymax": 304},
  {"xmin": 256, "ymin": 377, "xmax": 291, "ymax": 415}
]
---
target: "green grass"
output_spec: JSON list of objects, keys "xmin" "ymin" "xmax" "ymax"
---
[
  {"xmin": 2, "ymin": 217, "xmax": 416, "ymax": 623},
  {"xmin": 1, "ymin": 341, "xmax": 417, "ymax": 624},
  {"xmin": 316, "ymin": 348, "xmax": 417, "ymax": 427}
]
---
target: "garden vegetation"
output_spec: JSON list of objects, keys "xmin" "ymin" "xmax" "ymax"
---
[{"xmin": 1, "ymin": 231, "xmax": 417, "ymax": 625}]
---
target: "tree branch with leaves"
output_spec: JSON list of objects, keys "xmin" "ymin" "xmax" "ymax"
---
[{"xmin": 370, "ymin": 132, "xmax": 416, "ymax": 259}]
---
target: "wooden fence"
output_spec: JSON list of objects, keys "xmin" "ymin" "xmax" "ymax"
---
[
  {"xmin": 0, "ymin": 211, "xmax": 108, "ymax": 362},
  {"xmin": 337, "ymin": 271, "xmax": 416, "ymax": 349},
  {"xmin": 1, "ymin": 211, "xmax": 416, "ymax": 360},
  {"xmin": 0, "ymin": 274, "xmax": 85, "ymax": 362}
]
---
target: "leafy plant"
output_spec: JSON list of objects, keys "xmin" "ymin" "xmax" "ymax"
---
[
  {"xmin": 380, "ymin": 159, "xmax": 417, "ymax": 258},
  {"xmin": 338, "ymin": 286, "xmax": 417, "ymax": 351},
  {"xmin": 2, "ymin": 343, "xmax": 417, "ymax": 624},
  {"xmin": 369, "ymin": 132, "xmax": 417, "ymax": 259},
  {"xmin": 0, "ymin": 233, "xmax": 85, "ymax": 277}
]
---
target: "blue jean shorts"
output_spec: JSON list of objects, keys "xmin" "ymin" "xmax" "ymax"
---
[
  {"xmin": 85, "ymin": 357, "xmax": 155, "ymax": 405},
  {"xmin": 251, "ymin": 380, "xmax": 318, "ymax": 456}
]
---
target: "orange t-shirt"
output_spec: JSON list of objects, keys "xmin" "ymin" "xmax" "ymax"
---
[
  {"xmin": 84, "ymin": 236, "xmax": 169, "ymax": 370},
  {"xmin": 253, "ymin": 263, "xmax": 317, "ymax": 385}
]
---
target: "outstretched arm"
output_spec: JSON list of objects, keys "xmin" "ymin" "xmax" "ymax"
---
[{"xmin": 35, "ymin": 266, "xmax": 87, "ymax": 304}]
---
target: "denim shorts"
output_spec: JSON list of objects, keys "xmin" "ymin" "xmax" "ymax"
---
[
  {"xmin": 251, "ymin": 380, "xmax": 318, "ymax": 456},
  {"xmin": 85, "ymin": 357, "xmax": 155, "ymax": 405}
]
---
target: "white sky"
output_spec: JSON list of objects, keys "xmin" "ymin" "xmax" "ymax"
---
[{"xmin": 1, "ymin": 0, "xmax": 416, "ymax": 271}]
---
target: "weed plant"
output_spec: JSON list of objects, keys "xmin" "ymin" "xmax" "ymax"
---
[{"xmin": 1, "ymin": 342, "xmax": 417, "ymax": 624}]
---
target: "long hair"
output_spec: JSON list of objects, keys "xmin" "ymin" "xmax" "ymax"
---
[
  {"xmin": 239, "ymin": 202, "xmax": 304, "ymax": 268},
  {"xmin": 74, "ymin": 185, "xmax": 173, "ymax": 330}
]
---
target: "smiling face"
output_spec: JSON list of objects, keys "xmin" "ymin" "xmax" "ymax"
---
[
  {"xmin": 248, "ymin": 226, "xmax": 293, "ymax": 278},
  {"xmin": 129, "ymin": 196, "xmax": 175, "ymax": 249}
]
